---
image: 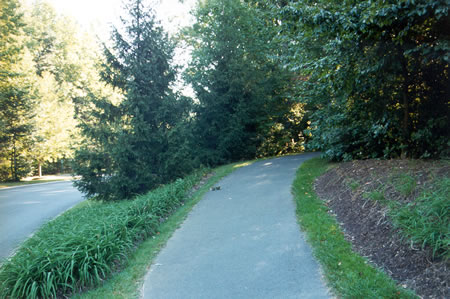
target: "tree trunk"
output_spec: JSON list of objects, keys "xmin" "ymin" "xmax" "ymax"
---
[
  {"xmin": 401, "ymin": 92, "xmax": 409, "ymax": 159},
  {"xmin": 401, "ymin": 56, "xmax": 410, "ymax": 159},
  {"xmin": 59, "ymin": 159, "xmax": 64, "ymax": 174},
  {"xmin": 12, "ymin": 134, "xmax": 19, "ymax": 182},
  {"xmin": 10, "ymin": 152, "xmax": 14, "ymax": 181}
]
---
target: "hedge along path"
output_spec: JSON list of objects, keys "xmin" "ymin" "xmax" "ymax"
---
[
  {"xmin": 0, "ymin": 169, "xmax": 209, "ymax": 299},
  {"xmin": 141, "ymin": 153, "xmax": 331, "ymax": 298}
]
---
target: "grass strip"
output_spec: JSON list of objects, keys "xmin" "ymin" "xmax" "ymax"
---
[
  {"xmin": 71, "ymin": 162, "xmax": 240, "ymax": 299},
  {"xmin": 293, "ymin": 158, "xmax": 417, "ymax": 299}
]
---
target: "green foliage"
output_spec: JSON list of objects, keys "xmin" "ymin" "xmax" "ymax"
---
[
  {"xmin": 73, "ymin": 0, "xmax": 194, "ymax": 200},
  {"xmin": 259, "ymin": 0, "xmax": 450, "ymax": 161},
  {"xmin": 0, "ymin": 79, "xmax": 35, "ymax": 181},
  {"xmin": 293, "ymin": 158, "xmax": 416, "ymax": 298},
  {"xmin": 389, "ymin": 178, "xmax": 450, "ymax": 259},
  {"xmin": 184, "ymin": 0, "xmax": 306, "ymax": 166},
  {"xmin": 1, "ymin": 0, "xmax": 108, "ymax": 180},
  {"xmin": 72, "ymin": 162, "xmax": 240, "ymax": 299},
  {"xmin": 24, "ymin": 1, "xmax": 110, "ymax": 177},
  {"xmin": 0, "ymin": 169, "xmax": 207, "ymax": 299},
  {"xmin": 394, "ymin": 173, "xmax": 417, "ymax": 197},
  {"xmin": 364, "ymin": 190, "xmax": 386, "ymax": 203},
  {"xmin": 0, "ymin": 0, "xmax": 24, "ymax": 72},
  {"xmin": 0, "ymin": 0, "xmax": 35, "ymax": 181},
  {"xmin": 31, "ymin": 72, "xmax": 79, "ymax": 173}
]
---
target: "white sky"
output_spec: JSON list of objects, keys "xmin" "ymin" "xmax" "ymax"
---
[
  {"xmin": 40, "ymin": 0, "xmax": 196, "ymax": 40},
  {"xmin": 33, "ymin": 0, "xmax": 198, "ymax": 96}
]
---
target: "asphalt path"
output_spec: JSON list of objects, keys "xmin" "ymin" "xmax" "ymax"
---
[
  {"xmin": 142, "ymin": 153, "xmax": 331, "ymax": 298},
  {"xmin": 0, "ymin": 181, "xmax": 85, "ymax": 261}
]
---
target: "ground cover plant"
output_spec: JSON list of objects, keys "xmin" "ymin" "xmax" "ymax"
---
[
  {"xmin": 315, "ymin": 159, "xmax": 449, "ymax": 298},
  {"xmin": 0, "ymin": 169, "xmax": 210, "ymax": 298},
  {"xmin": 390, "ymin": 177, "xmax": 449, "ymax": 259},
  {"xmin": 293, "ymin": 158, "xmax": 416, "ymax": 298},
  {"xmin": 72, "ymin": 162, "xmax": 242, "ymax": 299}
]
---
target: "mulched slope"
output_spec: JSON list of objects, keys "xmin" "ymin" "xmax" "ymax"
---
[{"xmin": 314, "ymin": 159, "xmax": 449, "ymax": 298}]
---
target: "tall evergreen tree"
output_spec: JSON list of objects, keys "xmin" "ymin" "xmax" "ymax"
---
[
  {"xmin": 185, "ymin": 0, "xmax": 301, "ymax": 165},
  {"xmin": 73, "ymin": 0, "xmax": 189, "ymax": 200}
]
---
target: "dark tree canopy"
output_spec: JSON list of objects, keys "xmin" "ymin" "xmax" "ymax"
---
[{"xmin": 257, "ymin": 0, "xmax": 450, "ymax": 160}]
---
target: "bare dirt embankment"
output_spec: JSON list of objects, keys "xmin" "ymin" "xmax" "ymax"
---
[{"xmin": 314, "ymin": 159, "xmax": 449, "ymax": 298}]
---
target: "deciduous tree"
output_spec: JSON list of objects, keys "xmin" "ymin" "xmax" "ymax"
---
[
  {"xmin": 0, "ymin": 0, "xmax": 35, "ymax": 181},
  {"xmin": 263, "ymin": 0, "xmax": 449, "ymax": 160}
]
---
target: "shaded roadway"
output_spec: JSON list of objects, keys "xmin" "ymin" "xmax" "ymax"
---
[
  {"xmin": 0, "ymin": 181, "xmax": 85, "ymax": 261},
  {"xmin": 142, "ymin": 153, "xmax": 331, "ymax": 298}
]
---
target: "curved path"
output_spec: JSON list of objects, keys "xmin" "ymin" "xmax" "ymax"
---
[
  {"xmin": 0, "ymin": 181, "xmax": 84, "ymax": 261},
  {"xmin": 142, "ymin": 153, "xmax": 331, "ymax": 298}
]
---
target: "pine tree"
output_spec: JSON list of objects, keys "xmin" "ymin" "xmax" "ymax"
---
[
  {"xmin": 73, "ymin": 0, "xmax": 188, "ymax": 200},
  {"xmin": 185, "ymin": 0, "xmax": 299, "ymax": 165}
]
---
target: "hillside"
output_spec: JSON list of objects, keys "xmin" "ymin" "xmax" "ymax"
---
[{"xmin": 315, "ymin": 159, "xmax": 449, "ymax": 298}]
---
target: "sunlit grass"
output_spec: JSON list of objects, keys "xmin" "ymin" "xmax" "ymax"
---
[{"xmin": 233, "ymin": 161, "xmax": 252, "ymax": 168}]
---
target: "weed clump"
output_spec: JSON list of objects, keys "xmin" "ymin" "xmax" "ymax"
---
[{"xmin": 390, "ymin": 178, "xmax": 449, "ymax": 259}]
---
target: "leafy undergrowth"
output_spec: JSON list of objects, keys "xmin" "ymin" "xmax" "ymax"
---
[
  {"xmin": 0, "ymin": 169, "xmax": 212, "ymax": 298},
  {"xmin": 315, "ymin": 159, "xmax": 449, "ymax": 298},
  {"xmin": 293, "ymin": 158, "xmax": 416, "ymax": 298}
]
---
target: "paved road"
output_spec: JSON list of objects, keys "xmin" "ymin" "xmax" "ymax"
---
[
  {"xmin": 142, "ymin": 153, "xmax": 331, "ymax": 299},
  {"xmin": 0, "ymin": 181, "xmax": 85, "ymax": 261}
]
